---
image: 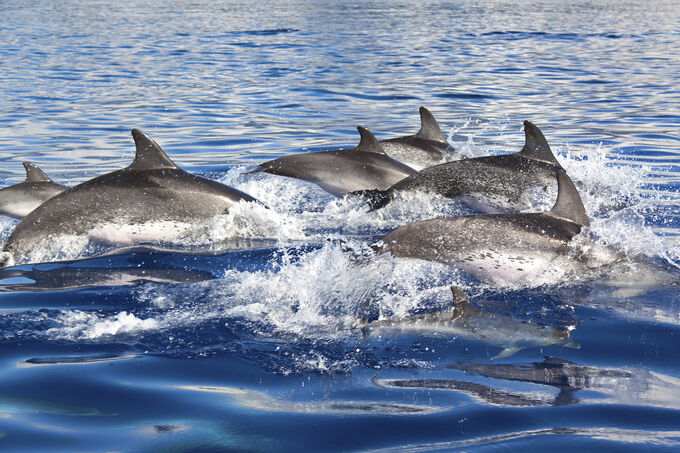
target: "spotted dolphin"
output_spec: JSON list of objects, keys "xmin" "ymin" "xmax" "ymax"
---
[
  {"xmin": 448, "ymin": 357, "xmax": 680, "ymax": 409},
  {"xmin": 0, "ymin": 162, "xmax": 67, "ymax": 219},
  {"xmin": 363, "ymin": 287, "xmax": 578, "ymax": 359},
  {"xmin": 1, "ymin": 130, "xmax": 258, "ymax": 267},
  {"xmin": 378, "ymin": 106, "xmax": 454, "ymax": 169},
  {"xmin": 248, "ymin": 126, "xmax": 416, "ymax": 196},
  {"xmin": 377, "ymin": 170, "xmax": 614, "ymax": 286},
  {"xmin": 356, "ymin": 121, "xmax": 563, "ymax": 213}
]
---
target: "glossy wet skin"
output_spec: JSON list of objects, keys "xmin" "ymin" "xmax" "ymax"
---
[
  {"xmin": 0, "ymin": 180, "xmax": 67, "ymax": 218},
  {"xmin": 379, "ymin": 135, "xmax": 453, "ymax": 169},
  {"xmin": 259, "ymin": 148, "xmax": 416, "ymax": 196},
  {"xmin": 3, "ymin": 167, "xmax": 256, "ymax": 263},
  {"xmin": 381, "ymin": 216, "xmax": 570, "ymax": 285},
  {"xmin": 2, "ymin": 130, "xmax": 258, "ymax": 266},
  {"xmin": 0, "ymin": 162, "xmax": 67, "ymax": 219},
  {"xmin": 256, "ymin": 127, "xmax": 417, "ymax": 196},
  {"xmin": 389, "ymin": 154, "xmax": 559, "ymax": 212}
]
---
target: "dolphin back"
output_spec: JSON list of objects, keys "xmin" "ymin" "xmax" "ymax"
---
[{"xmin": 0, "ymin": 162, "xmax": 67, "ymax": 219}]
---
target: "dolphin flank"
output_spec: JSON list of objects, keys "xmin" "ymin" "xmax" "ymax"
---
[
  {"xmin": 377, "ymin": 169, "xmax": 611, "ymax": 286},
  {"xmin": 377, "ymin": 106, "xmax": 454, "ymax": 169},
  {"xmin": 0, "ymin": 162, "xmax": 68, "ymax": 219},
  {"xmin": 248, "ymin": 126, "xmax": 416, "ymax": 196},
  {"xmin": 362, "ymin": 286, "xmax": 577, "ymax": 359},
  {"xmin": 1, "ymin": 129, "xmax": 258, "ymax": 267},
  {"xmin": 355, "ymin": 121, "xmax": 563, "ymax": 213}
]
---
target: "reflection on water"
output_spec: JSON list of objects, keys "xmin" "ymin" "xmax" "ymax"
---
[
  {"xmin": 0, "ymin": 264, "xmax": 216, "ymax": 292},
  {"xmin": 369, "ymin": 427, "xmax": 680, "ymax": 453},
  {"xmin": 362, "ymin": 288, "xmax": 578, "ymax": 359},
  {"xmin": 0, "ymin": 394, "xmax": 113, "ymax": 417},
  {"xmin": 381, "ymin": 357, "xmax": 680, "ymax": 410},
  {"xmin": 173, "ymin": 385, "xmax": 439, "ymax": 415}
]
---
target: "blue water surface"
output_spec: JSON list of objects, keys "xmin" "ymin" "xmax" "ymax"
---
[{"xmin": 1, "ymin": 1, "xmax": 680, "ymax": 451}]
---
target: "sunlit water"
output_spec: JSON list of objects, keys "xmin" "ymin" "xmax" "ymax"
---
[{"xmin": 1, "ymin": 1, "xmax": 680, "ymax": 451}]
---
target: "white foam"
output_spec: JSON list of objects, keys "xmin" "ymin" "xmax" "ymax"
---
[
  {"xmin": 127, "ymin": 242, "xmax": 466, "ymax": 339},
  {"xmin": 2, "ymin": 199, "xmax": 307, "ymax": 265},
  {"xmin": 47, "ymin": 311, "xmax": 159, "ymax": 340},
  {"xmin": 559, "ymin": 144, "xmax": 680, "ymax": 268}
]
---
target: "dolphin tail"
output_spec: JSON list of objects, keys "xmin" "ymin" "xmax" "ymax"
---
[
  {"xmin": 548, "ymin": 170, "xmax": 590, "ymax": 227},
  {"xmin": 350, "ymin": 188, "xmax": 391, "ymax": 211}
]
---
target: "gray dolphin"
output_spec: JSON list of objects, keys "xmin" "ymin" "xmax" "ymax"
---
[
  {"xmin": 363, "ymin": 286, "xmax": 577, "ymax": 359},
  {"xmin": 248, "ymin": 126, "xmax": 416, "ymax": 196},
  {"xmin": 0, "ymin": 162, "xmax": 67, "ymax": 219},
  {"xmin": 356, "ymin": 121, "xmax": 562, "ymax": 213},
  {"xmin": 1, "ymin": 130, "xmax": 258, "ymax": 267},
  {"xmin": 377, "ymin": 170, "xmax": 611, "ymax": 286},
  {"xmin": 448, "ymin": 357, "xmax": 680, "ymax": 409},
  {"xmin": 378, "ymin": 106, "xmax": 454, "ymax": 169}
]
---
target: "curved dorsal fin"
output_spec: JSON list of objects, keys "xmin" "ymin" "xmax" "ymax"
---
[
  {"xmin": 519, "ymin": 121, "xmax": 562, "ymax": 167},
  {"xmin": 547, "ymin": 170, "xmax": 590, "ymax": 227},
  {"xmin": 415, "ymin": 106, "xmax": 446, "ymax": 142},
  {"xmin": 23, "ymin": 162, "xmax": 53, "ymax": 183},
  {"xmin": 451, "ymin": 286, "xmax": 481, "ymax": 319},
  {"xmin": 130, "ymin": 129, "xmax": 178, "ymax": 170},
  {"xmin": 356, "ymin": 126, "xmax": 386, "ymax": 154}
]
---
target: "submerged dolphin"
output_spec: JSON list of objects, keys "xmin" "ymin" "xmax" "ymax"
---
[
  {"xmin": 0, "ymin": 162, "xmax": 67, "ymax": 219},
  {"xmin": 1, "ymin": 130, "xmax": 258, "ymax": 267},
  {"xmin": 377, "ymin": 170, "xmax": 612, "ymax": 286},
  {"xmin": 248, "ymin": 126, "xmax": 416, "ymax": 196},
  {"xmin": 356, "ymin": 121, "xmax": 562, "ymax": 213},
  {"xmin": 363, "ymin": 287, "xmax": 577, "ymax": 359},
  {"xmin": 448, "ymin": 357, "xmax": 680, "ymax": 409},
  {"xmin": 378, "ymin": 106, "xmax": 454, "ymax": 169},
  {"xmin": 0, "ymin": 264, "xmax": 215, "ymax": 291}
]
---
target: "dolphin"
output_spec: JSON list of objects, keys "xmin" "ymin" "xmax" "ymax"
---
[
  {"xmin": 1, "ymin": 129, "xmax": 258, "ymax": 267},
  {"xmin": 377, "ymin": 170, "xmax": 613, "ymax": 286},
  {"xmin": 362, "ymin": 287, "xmax": 578, "ymax": 359},
  {"xmin": 448, "ymin": 357, "xmax": 680, "ymax": 409},
  {"xmin": 377, "ymin": 106, "xmax": 454, "ymax": 169},
  {"xmin": 379, "ymin": 357, "xmax": 631, "ymax": 407},
  {"xmin": 0, "ymin": 162, "xmax": 67, "ymax": 219},
  {"xmin": 0, "ymin": 264, "xmax": 216, "ymax": 291},
  {"xmin": 355, "ymin": 121, "xmax": 563, "ymax": 213},
  {"xmin": 248, "ymin": 126, "xmax": 417, "ymax": 196}
]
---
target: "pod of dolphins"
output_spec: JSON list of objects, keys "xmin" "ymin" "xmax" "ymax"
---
[{"xmin": 0, "ymin": 107, "xmax": 609, "ymax": 347}]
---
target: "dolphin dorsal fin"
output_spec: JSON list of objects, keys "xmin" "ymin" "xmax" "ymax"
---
[
  {"xmin": 519, "ymin": 121, "xmax": 562, "ymax": 167},
  {"xmin": 130, "ymin": 129, "xmax": 178, "ymax": 170},
  {"xmin": 547, "ymin": 170, "xmax": 590, "ymax": 227},
  {"xmin": 356, "ymin": 126, "xmax": 386, "ymax": 154},
  {"xmin": 415, "ymin": 106, "xmax": 446, "ymax": 142},
  {"xmin": 451, "ymin": 286, "xmax": 480, "ymax": 319},
  {"xmin": 23, "ymin": 162, "xmax": 53, "ymax": 183}
]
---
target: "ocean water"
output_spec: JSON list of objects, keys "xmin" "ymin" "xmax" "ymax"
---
[{"xmin": 1, "ymin": 0, "xmax": 680, "ymax": 451}]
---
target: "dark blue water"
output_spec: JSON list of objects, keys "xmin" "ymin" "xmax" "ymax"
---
[{"xmin": 2, "ymin": 1, "xmax": 680, "ymax": 451}]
